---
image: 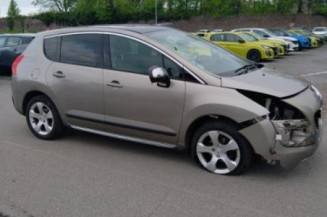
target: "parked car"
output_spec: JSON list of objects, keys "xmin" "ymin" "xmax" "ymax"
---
[
  {"xmin": 204, "ymin": 32, "xmax": 276, "ymax": 62},
  {"xmin": 288, "ymin": 30, "xmax": 319, "ymax": 48},
  {"xmin": 11, "ymin": 26, "xmax": 323, "ymax": 175},
  {"xmin": 270, "ymin": 29, "xmax": 311, "ymax": 50},
  {"xmin": 241, "ymin": 32, "xmax": 286, "ymax": 56},
  {"xmin": 292, "ymin": 29, "xmax": 325, "ymax": 45},
  {"xmin": 232, "ymin": 28, "xmax": 299, "ymax": 51},
  {"xmin": 194, "ymin": 29, "xmax": 212, "ymax": 37},
  {"xmin": 0, "ymin": 34, "xmax": 35, "ymax": 74},
  {"xmin": 312, "ymin": 27, "xmax": 327, "ymax": 41}
]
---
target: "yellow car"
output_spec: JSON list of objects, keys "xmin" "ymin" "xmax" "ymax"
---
[
  {"xmin": 242, "ymin": 32, "xmax": 287, "ymax": 56},
  {"xmin": 204, "ymin": 32, "xmax": 276, "ymax": 62},
  {"xmin": 288, "ymin": 30, "xmax": 319, "ymax": 48}
]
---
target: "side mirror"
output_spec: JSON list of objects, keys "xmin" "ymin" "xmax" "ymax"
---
[
  {"xmin": 238, "ymin": 39, "xmax": 246, "ymax": 43},
  {"xmin": 149, "ymin": 66, "xmax": 170, "ymax": 88}
]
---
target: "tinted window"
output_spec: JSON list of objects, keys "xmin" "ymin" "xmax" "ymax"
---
[
  {"xmin": 253, "ymin": 30, "xmax": 267, "ymax": 37},
  {"xmin": 225, "ymin": 34, "xmax": 241, "ymax": 42},
  {"xmin": 61, "ymin": 34, "xmax": 101, "ymax": 67},
  {"xmin": 110, "ymin": 35, "xmax": 162, "ymax": 75},
  {"xmin": 21, "ymin": 37, "xmax": 34, "ymax": 45},
  {"xmin": 210, "ymin": 34, "xmax": 224, "ymax": 41},
  {"xmin": 0, "ymin": 37, "xmax": 6, "ymax": 47},
  {"xmin": 7, "ymin": 37, "xmax": 21, "ymax": 47},
  {"xmin": 44, "ymin": 37, "xmax": 59, "ymax": 61}
]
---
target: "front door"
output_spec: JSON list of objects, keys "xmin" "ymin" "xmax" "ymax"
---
[{"xmin": 103, "ymin": 35, "xmax": 185, "ymax": 144}]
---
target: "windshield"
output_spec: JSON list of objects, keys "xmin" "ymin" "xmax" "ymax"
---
[
  {"xmin": 148, "ymin": 29, "xmax": 251, "ymax": 76},
  {"xmin": 240, "ymin": 33, "xmax": 258, "ymax": 42}
]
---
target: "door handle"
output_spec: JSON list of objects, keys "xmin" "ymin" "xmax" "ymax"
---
[
  {"xmin": 106, "ymin": 80, "xmax": 123, "ymax": 88},
  {"xmin": 53, "ymin": 71, "xmax": 65, "ymax": 78}
]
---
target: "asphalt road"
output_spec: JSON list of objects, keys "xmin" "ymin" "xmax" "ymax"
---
[{"xmin": 0, "ymin": 46, "xmax": 327, "ymax": 217}]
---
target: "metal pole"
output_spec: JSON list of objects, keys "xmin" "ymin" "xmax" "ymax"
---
[{"xmin": 155, "ymin": 0, "xmax": 158, "ymax": 24}]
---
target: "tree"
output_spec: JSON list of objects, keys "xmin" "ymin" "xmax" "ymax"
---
[
  {"xmin": 32, "ymin": 0, "xmax": 77, "ymax": 12},
  {"xmin": 7, "ymin": 0, "xmax": 20, "ymax": 31}
]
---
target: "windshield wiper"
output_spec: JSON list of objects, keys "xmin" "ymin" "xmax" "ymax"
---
[{"xmin": 234, "ymin": 64, "xmax": 257, "ymax": 75}]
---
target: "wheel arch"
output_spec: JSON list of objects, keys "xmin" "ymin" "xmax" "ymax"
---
[{"xmin": 184, "ymin": 114, "xmax": 241, "ymax": 152}]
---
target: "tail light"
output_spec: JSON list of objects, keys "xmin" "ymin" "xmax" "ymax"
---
[{"xmin": 12, "ymin": 54, "xmax": 24, "ymax": 76}]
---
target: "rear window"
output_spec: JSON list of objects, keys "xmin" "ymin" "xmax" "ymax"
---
[
  {"xmin": 60, "ymin": 34, "xmax": 101, "ymax": 67},
  {"xmin": 44, "ymin": 37, "xmax": 59, "ymax": 61}
]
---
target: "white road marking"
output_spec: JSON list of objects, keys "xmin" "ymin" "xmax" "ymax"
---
[{"xmin": 301, "ymin": 71, "xmax": 327, "ymax": 77}]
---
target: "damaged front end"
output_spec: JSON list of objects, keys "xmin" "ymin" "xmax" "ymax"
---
[{"xmin": 238, "ymin": 86, "xmax": 323, "ymax": 168}]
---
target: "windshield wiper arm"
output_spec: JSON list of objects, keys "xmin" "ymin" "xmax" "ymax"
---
[{"xmin": 234, "ymin": 64, "xmax": 256, "ymax": 74}]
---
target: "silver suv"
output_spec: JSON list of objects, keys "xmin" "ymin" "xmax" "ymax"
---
[{"xmin": 11, "ymin": 26, "xmax": 323, "ymax": 175}]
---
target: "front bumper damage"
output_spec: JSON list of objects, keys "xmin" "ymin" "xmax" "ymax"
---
[{"xmin": 239, "ymin": 87, "xmax": 323, "ymax": 169}]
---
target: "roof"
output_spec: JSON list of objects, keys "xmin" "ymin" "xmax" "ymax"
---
[
  {"xmin": 83, "ymin": 24, "xmax": 171, "ymax": 34},
  {"xmin": 0, "ymin": 33, "xmax": 36, "ymax": 37}
]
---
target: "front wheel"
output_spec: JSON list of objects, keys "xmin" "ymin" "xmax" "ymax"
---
[
  {"xmin": 247, "ymin": 49, "xmax": 261, "ymax": 62},
  {"xmin": 191, "ymin": 121, "xmax": 253, "ymax": 175},
  {"xmin": 26, "ymin": 95, "xmax": 64, "ymax": 140}
]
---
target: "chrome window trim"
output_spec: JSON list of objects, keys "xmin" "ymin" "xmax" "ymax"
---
[{"xmin": 44, "ymin": 31, "xmax": 206, "ymax": 84}]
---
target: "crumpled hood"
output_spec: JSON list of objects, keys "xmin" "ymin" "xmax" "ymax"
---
[{"xmin": 221, "ymin": 67, "xmax": 310, "ymax": 98}]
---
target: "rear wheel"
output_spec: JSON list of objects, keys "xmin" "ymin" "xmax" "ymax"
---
[
  {"xmin": 26, "ymin": 95, "xmax": 64, "ymax": 140},
  {"xmin": 191, "ymin": 120, "xmax": 253, "ymax": 175},
  {"xmin": 247, "ymin": 49, "xmax": 261, "ymax": 62}
]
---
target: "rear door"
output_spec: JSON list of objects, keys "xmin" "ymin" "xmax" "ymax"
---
[
  {"xmin": 45, "ymin": 33, "xmax": 105, "ymax": 131},
  {"xmin": 103, "ymin": 34, "xmax": 185, "ymax": 144}
]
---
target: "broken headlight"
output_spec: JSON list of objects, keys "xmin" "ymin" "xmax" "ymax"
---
[{"xmin": 238, "ymin": 90, "xmax": 315, "ymax": 147}]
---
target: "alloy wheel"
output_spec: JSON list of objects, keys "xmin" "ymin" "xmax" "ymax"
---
[{"xmin": 196, "ymin": 130, "xmax": 241, "ymax": 174}]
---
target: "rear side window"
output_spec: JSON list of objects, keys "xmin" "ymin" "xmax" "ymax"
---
[
  {"xmin": 60, "ymin": 34, "xmax": 101, "ymax": 67},
  {"xmin": 210, "ymin": 34, "xmax": 224, "ymax": 41},
  {"xmin": 7, "ymin": 37, "xmax": 21, "ymax": 47},
  {"xmin": 44, "ymin": 37, "xmax": 59, "ymax": 61},
  {"xmin": 21, "ymin": 37, "xmax": 34, "ymax": 45}
]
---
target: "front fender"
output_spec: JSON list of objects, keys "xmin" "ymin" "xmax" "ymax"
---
[{"xmin": 177, "ymin": 82, "xmax": 269, "ymax": 146}]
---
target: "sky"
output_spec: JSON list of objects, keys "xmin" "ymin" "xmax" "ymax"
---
[{"xmin": 0, "ymin": 0, "xmax": 38, "ymax": 18}]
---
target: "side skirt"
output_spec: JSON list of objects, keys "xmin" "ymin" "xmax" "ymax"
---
[{"xmin": 70, "ymin": 125, "xmax": 177, "ymax": 149}]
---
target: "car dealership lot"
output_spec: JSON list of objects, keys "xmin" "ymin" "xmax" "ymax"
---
[{"xmin": 0, "ymin": 46, "xmax": 327, "ymax": 217}]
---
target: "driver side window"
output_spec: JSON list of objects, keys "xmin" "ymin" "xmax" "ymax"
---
[
  {"xmin": 108, "ymin": 35, "xmax": 184, "ymax": 80},
  {"xmin": 109, "ymin": 35, "xmax": 162, "ymax": 75}
]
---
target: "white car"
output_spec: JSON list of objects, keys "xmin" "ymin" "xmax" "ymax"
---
[
  {"xmin": 312, "ymin": 27, "xmax": 327, "ymax": 35},
  {"xmin": 312, "ymin": 27, "xmax": 327, "ymax": 40},
  {"xmin": 232, "ymin": 28, "xmax": 299, "ymax": 52}
]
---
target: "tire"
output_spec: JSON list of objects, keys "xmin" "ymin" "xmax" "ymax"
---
[
  {"xmin": 26, "ymin": 95, "xmax": 64, "ymax": 140},
  {"xmin": 247, "ymin": 49, "xmax": 261, "ymax": 62},
  {"xmin": 191, "ymin": 120, "xmax": 253, "ymax": 175}
]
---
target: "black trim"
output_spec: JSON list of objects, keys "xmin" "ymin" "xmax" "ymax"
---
[
  {"xmin": 239, "ymin": 115, "xmax": 267, "ymax": 129},
  {"xmin": 66, "ymin": 113, "xmax": 177, "ymax": 137}
]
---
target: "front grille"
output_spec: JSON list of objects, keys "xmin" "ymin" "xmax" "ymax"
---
[
  {"xmin": 282, "ymin": 45, "xmax": 287, "ymax": 51},
  {"xmin": 273, "ymin": 47, "xmax": 278, "ymax": 56}
]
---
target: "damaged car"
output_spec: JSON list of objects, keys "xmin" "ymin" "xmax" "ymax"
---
[{"xmin": 11, "ymin": 26, "xmax": 323, "ymax": 175}]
